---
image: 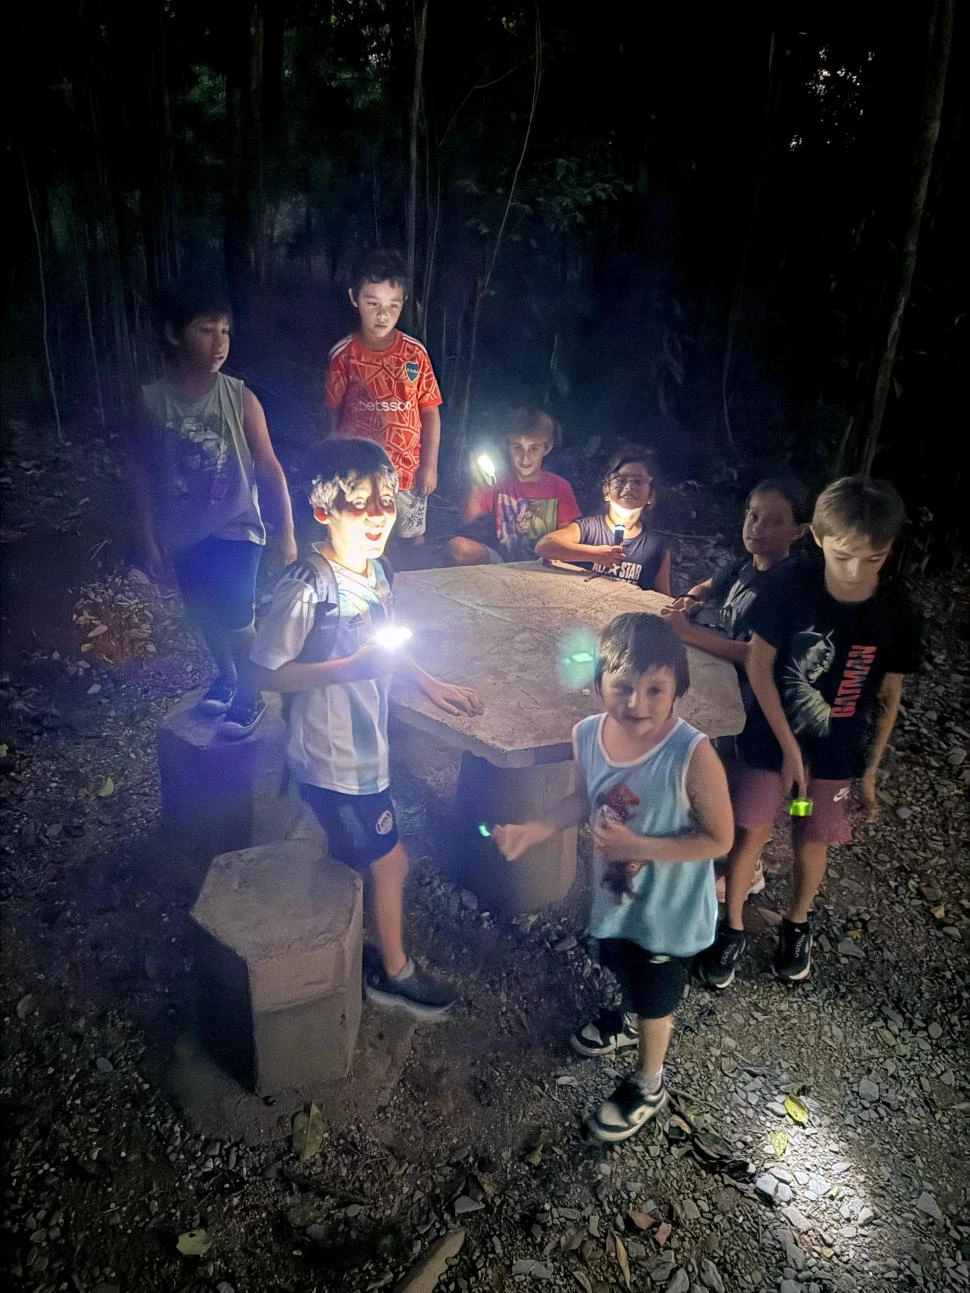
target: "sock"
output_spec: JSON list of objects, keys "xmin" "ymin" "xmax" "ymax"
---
[
  {"xmin": 637, "ymin": 1067, "xmax": 664, "ymax": 1096},
  {"xmin": 392, "ymin": 957, "xmax": 415, "ymax": 982}
]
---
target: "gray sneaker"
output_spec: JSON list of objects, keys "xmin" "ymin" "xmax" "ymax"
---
[{"xmin": 365, "ymin": 958, "xmax": 455, "ymax": 1019}]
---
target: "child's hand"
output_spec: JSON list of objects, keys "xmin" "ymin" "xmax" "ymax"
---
[
  {"xmin": 663, "ymin": 609, "xmax": 690, "ymax": 639},
  {"xmin": 594, "ymin": 544, "xmax": 626, "ymax": 569},
  {"xmin": 780, "ymin": 744, "xmax": 808, "ymax": 802},
  {"xmin": 593, "ymin": 818, "xmax": 645, "ymax": 862},
  {"xmin": 492, "ymin": 821, "xmax": 549, "ymax": 861},
  {"xmin": 414, "ymin": 463, "xmax": 438, "ymax": 497},
  {"xmin": 341, "ymin": 642, "xmax": 398, "ymax": 682},
  {"xmin": 664, "ymin": 596, "xmax": 701, "ymax": 618},
  {"xmin": 424, "ymin": 679, "xmax": 484, "ymax": 717}
]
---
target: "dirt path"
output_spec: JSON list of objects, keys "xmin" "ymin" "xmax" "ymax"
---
[{"xmin": 1, "ymin": 428, "xmax": 968, "ymax": 1293}]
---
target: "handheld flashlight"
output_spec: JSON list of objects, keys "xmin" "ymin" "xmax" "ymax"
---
[
  {"xmin": 476, "ymin": 453, "xmax": 497, "ymax": 486},
  {"xmin": 789, "ymin": 798, "xmax": 814, "ymax": 818},
  {"xmin": 373, "ymin": 625, "xmax": 413, "ymax": 651},
  {"xmin": 612, "ymin": 523, "xmax": 625, "ymax": 546}
]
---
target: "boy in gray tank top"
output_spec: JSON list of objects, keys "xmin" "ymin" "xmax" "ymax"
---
[
  {"xmin": 494, "ymin": 616, "xmax": 733, "ymax": 1143},
  {"xmin": 132, "ymin": 285, "xmax": 296, "ymax": 737}
]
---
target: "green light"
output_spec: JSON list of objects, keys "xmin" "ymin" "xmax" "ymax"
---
[
  {"xmin": 477, "ymin": 822, "xmax": 491, "ymax": 837},
  {"xmin": 789, "ymin": 798, "xmax": 814, "ymax": 818},
  {"xmin": 569, "ymin": 651, "xmax": 595, "ymax": 663}
]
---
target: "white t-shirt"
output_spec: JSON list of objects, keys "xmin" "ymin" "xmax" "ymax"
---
[{"xmin": 251, "ymin": 552, "xmax": 393, "ymax": 794}]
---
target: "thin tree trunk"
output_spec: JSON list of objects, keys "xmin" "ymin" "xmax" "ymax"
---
[
  {"xmin": 22, "ymin": 147, "xmax": 62, "ymax": 441},
  {"xmin": 406, "ymin": 0, "xmax": 429, "ymax": 335},
  {"xmin": 857, "ymin": 0, "xmax": 954, "ymax": 475},
  {"xmin": 73, "ymin": 209, "xmax": 106, "ymax": 429}
]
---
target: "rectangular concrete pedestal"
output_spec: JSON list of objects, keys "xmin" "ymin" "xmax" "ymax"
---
[{"xmin": 454, "ymin": 753, "xmax": 577, "ymax": 915}]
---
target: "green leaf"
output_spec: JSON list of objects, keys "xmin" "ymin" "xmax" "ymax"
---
[
  {"xmin": 784, "ymin": 1096, "xmax": 810, "ymax": 1126},
  {"xmin": 524, "ymin": 1127, "xmax": 550, "ymax": 1166},
  {"xmin": 96, "ymin": 777, "xmax": 115, "ymax": 798},
  {"xmin": 291, "ymin": 1102, "xmax": 325, "ymax": 1163},
  {"xmin": 177, "ymin": 1229, "xmax": 211, "ymax": 1257},
  {"xmin": 770, "ymin": 1130, "xmax": 789, "ymax": 1157}
]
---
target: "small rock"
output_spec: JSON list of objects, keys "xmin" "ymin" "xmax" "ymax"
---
[
  {"xmin": 946, "ymin": 748, "xmax": 966, "ymax": 766},
  {"xmin": 755, "ymin": 1174, "xmax": 779, "ymax": 1200},
  {"xmin": 453, "ymin": 1196, "xmax": 483, "ymax": 1216},
  {"xmin": 511, "ymin": 1259, "xmax": 552, "ymax": 1279},
  {"xmin": 780, "ymin": 1282, "xmax": 800, "ymax": 1293},
  {"xmin": 927, "ymin": 1021, "xmax": 943, "ymax": 1040},
  {"xmin": 95, "ymin": 1056, "xmax": 114, "ymax": 1073},
  {"xmin": 858, "ymin": 1078, "xmax": 880, "ymax": 1103},
  {"xmin": 858, "ymin": 1206, "xmax": 875, "ymax": 1225},
  {"xmin": 666, "ymin": 1269, "xmax": 690, "ymax": 1293},
  {"xmin": 782, "ymin": 1205, "xmax": 811, "ymax": 1232},
  {"xmin": 837, "ymin": 939, "xmax": 865, "ymax": 960},
  {"xmin": 895, "ymin": 806, "xmax": 912, "ymax": 820},
  {"xmin": 916, "ymin": 1191, "xmax": 943, "ymax": 1221},
  {"xmin": 678, "ymin": 1198, "xmax": 700, "ymax": 1221},
  {"xmin": 775, "ymin": 1183, "xmax": 793, "ymax": 1204},
  {"xmin": 699, "ymin": 1258, "xmax": 725, "ymax": 1293},
  {"xmin": 553, "ymin": 935, "xmax": 577, "ymax": 952},
  {"xmin": 459, "ymin": 888, "xmax": 478, "ymax": 911}
]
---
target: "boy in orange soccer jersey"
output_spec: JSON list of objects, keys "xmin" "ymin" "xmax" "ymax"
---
[{"xmin": 325, "ymin": 250, "xmax": 442, "ymax": 542}]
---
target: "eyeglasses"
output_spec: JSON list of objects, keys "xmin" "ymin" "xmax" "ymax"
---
[{"xmin": 609, "ymin": 474, "xmax": 652, "ymax": 489}]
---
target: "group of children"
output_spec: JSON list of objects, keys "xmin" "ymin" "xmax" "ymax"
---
[{"xmin": 133, "ymin": 250, "xmax": 920, "ymax": 1143}]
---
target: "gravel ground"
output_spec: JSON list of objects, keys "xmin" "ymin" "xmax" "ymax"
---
[{"xmin": 1, "ymin": 428, "xmax": 969, "ymax": 1293}]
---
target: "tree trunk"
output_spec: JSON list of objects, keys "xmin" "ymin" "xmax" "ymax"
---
[
  {"xmin": 225, "ymin": 2, "xmax": 258, "ymax": 321},
  {"xmin": 855, "ymin": 0, "xmax": 954, "ymax": 475},
  {"xmin": 406, "ymin": 0, "xmax": 429, "ymax": 335}
]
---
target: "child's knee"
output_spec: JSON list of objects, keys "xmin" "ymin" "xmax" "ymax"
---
[
  {"xmin": 449, "ymin": 536, "xmax": 488, "ymax": 566},
  {"xmin": 372, "ymin": 842, "xmax": 409, "ymax": 883}
]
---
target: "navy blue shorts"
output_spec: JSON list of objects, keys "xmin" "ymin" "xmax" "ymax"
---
[
  {"xmin": 599, "ymin": 938, "xmax": 690, "ymax": 1019},
  {"xmin": 299, "ymin": 784, "xmax": 400, "ymax": 870},
  {"xmin": 173, "ymin": 537, "xmax": 262, "ymax": 633}
]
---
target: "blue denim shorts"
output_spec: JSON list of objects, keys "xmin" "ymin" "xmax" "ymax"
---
[{"xmin": 299, "ymin": 784, "xmax": 400, "ymax": 869}]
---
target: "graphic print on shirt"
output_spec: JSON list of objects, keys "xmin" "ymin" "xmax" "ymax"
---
[
  {"xmin": 596, "ymin": 783, "xmax": 640, "ymax": 903},
  {"xmin": 592, "ymin": 558, "xmax": 644, "ymax": 584},
  {"xmin": 496, "ymin": 494, "xmax": 559, "ymax": 558},
  {"xmin": 165, "ymin": 413, "xmax": 233, "ymax": 503},
  {"xmin": 783, "ymin": 628, "xmax": 837, "ymax": 738}
]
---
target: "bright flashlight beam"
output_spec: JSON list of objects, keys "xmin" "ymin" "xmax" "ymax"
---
[
  {"xmin": 373, "ymin": 625, "xmax": 413, "ymax": 650},
  {"xmin": 476, "ymin": 453, "xmax": 497, "ymax": 483}
]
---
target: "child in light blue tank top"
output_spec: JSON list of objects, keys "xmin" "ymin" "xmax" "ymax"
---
[{"xmin": 494, "ymin": 614, "xmax": 733, "ymax": 1144}]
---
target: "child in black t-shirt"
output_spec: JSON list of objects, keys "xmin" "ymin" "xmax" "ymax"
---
[
  {"xmin": 699, "ymin": 476, "xmax": 921, "ymax": 989},
  {"xmin": 534, "ymin": 447, "xmax": 671, "ymax": 593}
]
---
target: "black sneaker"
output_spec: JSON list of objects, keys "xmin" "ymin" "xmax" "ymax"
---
[
  {"xmin": 220, "ymin": 695, "xmax": 267, "ymax": 740},
  {"xmin": 588, "ymin": 1075, "xmax": 669, "ymax": 1143},
  {"xmin": 775, "ymin": 918, "xmax": 813, "ymax": 982},
  {"xmin": 365, "ymin": 958, "xmax": 455, "ymax": 1019},
  {"xmin": 199, "ymin": 676, "xmax": 237, "ymax": 714},
  {"xmin": 569, "ymin": 1009, "xmax": 638, "ymax": 1057},
  {"xmin": 698, "ymin": 926, "xmax": 746, "ymax": 990}
]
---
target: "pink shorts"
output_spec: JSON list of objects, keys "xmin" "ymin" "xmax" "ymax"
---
[{"xmin": 730, "ymin": 763, "xmax": 854, "ymax": 846}]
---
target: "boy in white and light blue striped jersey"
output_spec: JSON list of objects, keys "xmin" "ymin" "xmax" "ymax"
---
[
  {"xmin": 494, "ymin": 614, "xmax": 733, "ymax": 1142},
  {"xmin": 250, "ymin": 438, "xmax": 484, "ymax": 1018}
]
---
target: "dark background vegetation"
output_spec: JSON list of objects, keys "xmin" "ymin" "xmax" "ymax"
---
[{"xmin": 3, "ymin": 1, "xmax": 966, "ymax": 563}]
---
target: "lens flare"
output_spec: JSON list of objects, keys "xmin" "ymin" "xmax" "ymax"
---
[
  {"xmin": 373, "ymin": 625, "xmax": 413, "ymax": 650},
  {"xmin": 556, "ymin": 629, "xmax": 599, "ymax": 690},
  {"xmin": 476, "ymin": 453, "xmax": 497, "ymax": 484}
]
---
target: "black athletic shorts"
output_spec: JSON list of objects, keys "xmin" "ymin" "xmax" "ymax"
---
[
  {"xmin": 172, "ymin": 537, "xmax": 262, "ymax": 632},
  {"xmin": 299, "ymin": 784, "xmax": 400, "ymax": 870},
  {"xmin": 598, "ymin": 938, "xmax": 690, "ymax": 1019}
]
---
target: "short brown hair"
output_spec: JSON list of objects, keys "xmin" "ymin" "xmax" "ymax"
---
[
  {"xmin": 507, "ymin": 406, "xmax": 561, "ymax": 449},
  {"xmin": 812, "ymin": 476, "xmax": 906, "ymax": 548},
  {"xmin": 595, "ymin": 613, "xmax": 690, "ymax": 697}
]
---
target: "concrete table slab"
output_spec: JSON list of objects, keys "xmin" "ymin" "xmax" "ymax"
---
[{"xmin": 390, "ymin": 563, "xmax": 745, "ymax": 914}]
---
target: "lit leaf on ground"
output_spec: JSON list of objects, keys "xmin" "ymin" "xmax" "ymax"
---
[
  {"xmin": 770, "ymin": 1130, "xmax": 789, "ymax": 1156},
  {"xmin": 668, "ymin": 1113, "xmax": 692, "ymax": 1135},
  {"xmin": 176, "ymin": 1229, "xmax": 211, "ymax": 1257},
  {"xmin": 291, "ymin": 1102, "xmax": 325, "ymax": 1163},
  {"xmin": 614, "ymin": 1234, "xmax": 631, "ymax": 1290},
  {"xmin": 784, "ymin": 1095, "xmax": 810, "ymax": 1125},
  {"xmin": 96, "ymin": 777, "xmax": 115, "ymax": 798},
  {"xmin": 524, "ymin": 1127, "xmax": 550, "ymax": 1166},
  {"xmin": 16, "ymin": 993, "xmax": 39, "ymax": 1020},
  {"xmin": 86, "ymin": 624, "xmax": 109, "ymax": 639},
  {"xmin": 931, "ymin": 903, "xmax": 946, "ymax": 920}
]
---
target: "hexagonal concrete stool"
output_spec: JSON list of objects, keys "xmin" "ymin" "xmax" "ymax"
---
[
  {"xmin": 158, "ymin": 690, "xmax": 321, "ymax": 869},
  {"xmin": 191, "ymin": 839, "xmax": 363, "ymax": 1091}
]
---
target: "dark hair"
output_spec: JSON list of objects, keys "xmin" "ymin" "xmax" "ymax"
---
[
  {"xmin": 351, "ymin": 248, "xmax": 411, "ymax": 297},
  {"xmin": 306, "ymin": 436, "xmax": 398, "ymax": 514},
  {"xmin": 812, "ymin": 475, "xmax": 906, "ymax": 547},
  {"xmin": 745, "ymin": 476, "xmax": 810, "ymax": 524},
  {"xmin": 507, "ymin": 406, "xmax": 562, "ymax": 449},
  {"xmin": 155, "ymin": 282, "xmax": 232, "ymax": 342},
  {"xmin": 595, "ymin": 613, "xmax": 690, "ymax": 697},
  {"xmin": 604, "ymin": 444, "xmax": 659, "ymax": 484}
]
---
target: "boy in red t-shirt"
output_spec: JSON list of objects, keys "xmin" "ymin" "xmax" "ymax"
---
[
  {"xmin": 448, "ymin": 408, "xmax": 581, "ymax": 564},
  {"xmin": 325, "ymin": 249, "xmax": 442, "ymax": 541}
]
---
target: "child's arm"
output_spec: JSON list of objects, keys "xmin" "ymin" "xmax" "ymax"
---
[
  {"xmin": 594, "ymin": 737, "xmax": 733, "ymax": 863},
  {"xmin": 414, "ymin": 407, "xmax": 441, "ymax": 497},
  {"xmin": 665, "ymin": 613, "xmax": 750, "ymax": 666},
  {"xmin": 395, "ymin": 658, "xmax": 484, "ymax": 717},
  {"xmin": 679, "ymin": 576, "xmax": 715, "ymax": 604},
  {"xmin": 534, "ymin": 521, "xmax": 624, "ymax": 569},
  {"xmin": 242, "ymin": 389, "xmax": 297, "ymax": 565},
  {"xmin": 859, "ymin": 672, "xmax": 904, "ymax": 819},
  {"xmin": 746, "ymin": 633, "xmax": 808, "ymax": 799},
  {"xmin": 249, "ymin": 644, "xmax": 397, "ymax": 694},
  {"xmin": 652, "ymin": 547, "xmax": 672, "ymax": 596},
  {"xmin": 461, "ymin": 482, "xmax": 492, "ymax": 526},
  {"xmin": 493, "ymin": 769, "xmax": 590, "ymax": 861}
]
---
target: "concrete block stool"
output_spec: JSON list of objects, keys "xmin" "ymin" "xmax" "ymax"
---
[
  {"xmin": 454, "ymin": 753, "xmax": 578, "ymax": 915},
  {"xmin": 190, "ymin": 839, "xmax": 363, "ymax": 1091},
  {"xmin": 158, "ymin": 690, "xmax": 320, "ymax": 868}
]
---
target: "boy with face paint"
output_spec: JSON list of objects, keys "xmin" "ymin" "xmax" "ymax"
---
[
  {"xmin": 493, "ymin": 615, "xmax": 733, "ymax": 1142},
  {"xmin": 249, "ymin": 437, "xmax": 484, "ymax": 1017}
]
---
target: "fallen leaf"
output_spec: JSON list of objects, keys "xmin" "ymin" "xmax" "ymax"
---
[
  {"xmin": 572, "ymin": 1271, "xmax": 593, "ymax": 1293},
  {"xmin": 615, "ymin": 1234, "xmax": 631, "ymax": 1290},
  {"xmin": 86, "ymin": 624, "xmax": 109, "ymax": 639},
  {"xmin": 524, "ymin": 1127, "xmax": 550, "ymax": 1166},
  {"xmin": 177, "ymin": 1229, "xmax": 211, "ymax": 1257},
  {"xmin": 784, "ymin": 1095, "xmax": 810, "ymax": 1126},
  {"xmin": 770, "ymin": 1130, "xmax": 788, "ymax": 1157},
  {"xmin": 16, "ymin": 993, "xmax": 38, "ymax": 1020},
  {"xmin": 96, "ymin": 777, "xmax": 115, "ymax": 798},
  {"xmin": 668, "ymin": 1113, "xmax": 692, "ymax": 1135},
  {"xmin": 931, "ymin": 903, "xmax": 946, "ymax": 920},
  {"xmin": 720, "ymin": 1055, "xmax": 737, "ymax": 1074},
  {"xmin": 291, "ymin": 1102, "xmax": 325, "ymax": 1163}
]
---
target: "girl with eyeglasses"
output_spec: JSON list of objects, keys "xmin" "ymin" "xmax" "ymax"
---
[{"xmin": 535, "ymin": 447, "xmax": 671, "ymax": 594}]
